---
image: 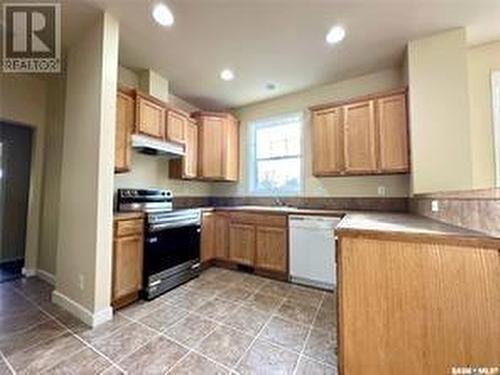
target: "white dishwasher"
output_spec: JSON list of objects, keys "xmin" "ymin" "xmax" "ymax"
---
[{"xmin": 289, "ymin": 215, "xmax": 341, "ymax": 290}]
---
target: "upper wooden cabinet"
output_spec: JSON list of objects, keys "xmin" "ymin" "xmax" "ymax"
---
[
  {"xmin": 115, "ymin": 89, "xmax": 134, "ymax": 173},
  {"xmin": 377, "ymin": 93, "xmax": 409, "ymax": 172},
  {"xmin": 169, "ymin": 118, "xmax": 198, "ymax": 179},
  {"xmin": 343, "ymin": 100, "xmax": 377, "ymax": 174},
  {"xmin": 195, "ymin": 112, "xmax": 239, "ymax": 181},
  {"xmin": 312, "ymin": 107, "xmax": 344, "ymax": 176},
  {"xmin": 310, "ymin": 88, "xmax": 409, "ymax": 177},
  {"xmin": 165, "ymin": 109, "xmax": 187, "ymax": 144},
  {"xmin": 135, "ymin": 93, "xmax": 165, "ymax": 139}
]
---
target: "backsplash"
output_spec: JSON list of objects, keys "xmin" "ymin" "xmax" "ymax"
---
[
  {"xmin": 409, "ymin": 188, "xmax": 500, "ymax": 237},
  {"xmin": 174, "ymin": 196, "xmax": 408, "ymax": 212}
]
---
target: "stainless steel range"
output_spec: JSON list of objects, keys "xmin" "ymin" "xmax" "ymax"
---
[{"xmin": 117, "ymin": 189, "xmax": 201, "ymax": 300}]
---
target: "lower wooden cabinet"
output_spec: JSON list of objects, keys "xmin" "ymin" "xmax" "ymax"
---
[
  {"xmin": 255, "ymin": 226, "xmax": 287, "ymax": 272},
  {"xmin": 214, "ymin": 213, "xmax": 229, "ymax": 259},
  {"xmin": 112, "ymin": 215, "xmax": 143, "ymax": 309},
  {"xmin": 201, "ymin": 212, "xmax": 216, "ymax": 262},
  {"xmin": 201, "ymin": 211, "xmax": 288, "ymax": 276},
  {"xmin": 229, "ymin": 223, "xmax": 256, "ymax": 266}
]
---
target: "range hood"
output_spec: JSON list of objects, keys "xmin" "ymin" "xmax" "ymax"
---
[{"xmin": 131, "ymin": 134, "xmax": 185, "ymax": 157}]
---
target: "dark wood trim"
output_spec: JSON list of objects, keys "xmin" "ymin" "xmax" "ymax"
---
[{"xmin": 309, "ymin": 87, "xmax": 408, "ymax": 112}]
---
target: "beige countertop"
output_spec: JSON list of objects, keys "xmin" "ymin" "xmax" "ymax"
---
[{"xmin": 201, "ymin": 205, "xmax": 499, "ymax": 248}]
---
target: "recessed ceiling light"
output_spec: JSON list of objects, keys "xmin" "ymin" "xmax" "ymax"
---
[
  {"xmin": 326, "ymin": 25, "xmax": 346, "ymax": 44},
  {"xmin": 220, "ymin": 69, "xmax": 235, "ymax": 81},
  {"xmin": 152, "ymin": 3, "xmax": 174, "ymax": 27}
]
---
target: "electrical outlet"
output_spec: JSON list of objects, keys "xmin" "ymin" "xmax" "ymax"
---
[
  {"xmin": 78, "ymin": 274, "xmax": 85, "ymax": 290},
  {"xmin": 431, "ymin": 200, "xmax": 439, "ymax": 213},
  {"xmin": 377, "ymin": 186, "xmax": 387, "ymax": 197}
]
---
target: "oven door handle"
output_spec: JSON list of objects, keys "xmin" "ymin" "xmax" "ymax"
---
[{"xmin": 149, "ymin": 219, "xmax": 200, "ymax": 232}]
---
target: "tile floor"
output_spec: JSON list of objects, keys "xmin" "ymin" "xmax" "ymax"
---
[{"xmin": 0, "ymin": 267, "xmax": 337, "ymax": 374}]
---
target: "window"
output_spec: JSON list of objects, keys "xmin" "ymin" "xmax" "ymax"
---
[{"xmin": 248, "ymin": 112, "xmax": 303, "ymax": 194}]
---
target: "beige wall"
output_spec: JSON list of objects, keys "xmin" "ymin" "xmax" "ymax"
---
[
  {"xmin": 38, "ymin": 77, "xmax": 66, "ymax": 276},
  {"xmin": 407, "ymin": 28, "xmax": 473, "ymax": 194},
  {"xmin": 212, "ymin": 68, "xmax": 410, "ymax": 197},
  {"xmin": 467, "ymin": 40, "xmax": 500, "ymax": 189},
  {"xmin": 0, "ymin": 74, "xmax": 47, "ymax": 273},
  {"xmin": 115, "ymin": 66, "xmax": 211, "ymax": 197},
  {"xmin": 55, "ymin": 13, "xmax": 118, "ymax": 319}
]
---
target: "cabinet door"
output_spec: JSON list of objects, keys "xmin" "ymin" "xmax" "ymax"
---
[
  {"xmin": 377, "ymin": 94, "xmax": 409, "ymax": 173},
  {"xmin": 229, "ymin": 223, "xmax": 255, "ymax": 266},
  {"xmin": 223, "ymin": 117, "xmax": 239, "ymax": 181},
  {"xmin": 115, "ymin": 91, "xmax": 134, "ymax": 173},
  {"xmin": 198, "ymin": 116, "xmax": 224, "ymax": 179},
  {"xmin": 343, "ymin": 100, "xmax": 377, "ymax": 174},
  {"xmin": 312, "ymin": 107, "xmax": 344, "ymax": 176},
  {"xmin": 201, "ymin": 212, "xmax": 216, "ymax": 262},
  {"xmin": 184, "ymin": 121, "xmax": 198, "ymax": 178},
  {"xmin": 214, "ymin": 214, "xmax": 229, "ymax": 260},
  {"xmin": 113, "ymin": 234, "xmax": 143, "ymax": 301},
  {"xmin": 255, "ymin": 226, "xmax": 287, "ymax": 273},
  {"xmin": 136, "ymin": 96, "xmax": 165, "ymax": 139},
  {"xmin": 166, "ymin": 110, "xmax": 186, "ymax": 144}
]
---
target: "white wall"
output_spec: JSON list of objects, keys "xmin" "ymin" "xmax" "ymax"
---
[
  {"xmin": 407, "ymin": 28, "xmax": 473, "ymax": 194},
  {"xmin": 212, "ymin": 68, "xmax": 410, "ymax": 197},
  {"xmin": 55, "ymin": 12, "xmax": 118, "ymax": 324},
  {"xmin": 467, "ymin": 40, "xmax": 500, "ymax": 189}
]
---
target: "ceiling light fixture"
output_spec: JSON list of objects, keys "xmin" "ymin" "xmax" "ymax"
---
[
  {"xmin": 326, "ymin": 25, "xmax": 346, "ymax": 45},
  {"xmin": 152, "ymin": 3, "xmax": 174, "ymax": 27},
  {"xmin": 220, "ymin": 69, "xmax": 235, "ymax": 81}
]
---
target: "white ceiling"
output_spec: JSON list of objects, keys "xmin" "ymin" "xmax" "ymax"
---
[{"xmin": 22, "ymin": 0, "xmax": 500, "ymax": 110}]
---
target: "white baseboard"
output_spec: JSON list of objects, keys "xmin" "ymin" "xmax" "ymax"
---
[
  {"xmin": 21, "ymin": 267, "xmax": 36, "ymax": 277},
  {"xmin": 36, "ymin": 269, "xmax": 56, "ymax": 285},
  {"xmin": 51, "ymin": 290, "xmax": 113, "ymax": 327}
]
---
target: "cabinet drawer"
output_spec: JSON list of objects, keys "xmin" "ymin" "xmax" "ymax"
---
[
  {"xmin": 228, "ymin": 212, "xmax": 286, "ymax": 227},
  {"xmin": 115, "ymin": 219, "xmax": 143, "ymax": 237}
]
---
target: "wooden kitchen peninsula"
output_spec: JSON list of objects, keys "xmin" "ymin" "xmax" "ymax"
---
[{"xmin": 335, "ymin": 213, "xmax": 500, "ymax": 375}]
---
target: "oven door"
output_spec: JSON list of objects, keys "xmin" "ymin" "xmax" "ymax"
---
[{"xmin": 144, "ymin": 224, "xmax": 201, "ymax": 278}]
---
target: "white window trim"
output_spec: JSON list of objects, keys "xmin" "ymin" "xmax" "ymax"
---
[
  {"xmin": 491, "ymin": 71, "xmax": 500, "ymax": 187},
  {"xmin": 247, "ymin": 112, "xmax": 304, "ymax": 196}
]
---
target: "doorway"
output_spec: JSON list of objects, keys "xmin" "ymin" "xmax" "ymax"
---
[{"xmin": 0, "ymin": 122, "xmax": 33, "ymax": 283}]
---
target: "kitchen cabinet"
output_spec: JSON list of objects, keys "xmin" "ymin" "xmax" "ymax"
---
[
  {"xmin": 214, "ymin": 213, "xmax": 229, "ymax": 260},
  {"xmin": 255, "ymin": 226, "xmax": 287, "ymax": 272},
  {"xmin": 169, "ymin": 118, "xmax": 198, "ymax": 179},
  {"xmin": 165, "ymin": 109, "xmax": 187, "ymax": 144},
  {"xmin": 229, "ymin": 223, "xmax": 255, "ymax": 266},
  {"xmin": 310, "ymin": 88, "xmax": 409, "ymax": 177},
  {"xmin": 338, "ymin": 234, "xmax": 500, "ymax": 375},
  {"xmin": 201, "ymin": 212, "xmax": 216, "ymax": 263},
  {"xmin": 312, "ymin": 107, "xmax": 344, "ymax": 176},
  {"xmin": 136, "ymin": 93, "xmax": 165, "ymax": 139},
  {"xmin": 112, "ymin": 215, "xmax": 144, "ymax": 309},
  {"xmin": 377, "ymin": 93, "xmax": 409, "ymax": 172},
  {"xmin": 115, "ymin": 89, "xmax": 134, "ymax": 173},
  {"xmin": 195, "ymin": 112, "xmax": 239, "ymax": 181},
  {"xmin": 343, "ymin": 100, "xmax": 377, "ymax": 174},
  {"xmin": 201, "ymin": 212, "xmax": 230, "ymax": 264}
]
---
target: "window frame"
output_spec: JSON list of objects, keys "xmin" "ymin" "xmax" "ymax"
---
[{"xmin": 247, "ymin": 112, "xmax": 304, "ymax": 196}]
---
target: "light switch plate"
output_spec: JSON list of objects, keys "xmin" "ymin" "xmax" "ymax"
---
[
  {"xmin": 377, "ymin": 186, "xmax": 387, "ymax": 197},
  {"xmin": 431, "ymin": 200, "xmax": 439, "ymax": 213}
]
